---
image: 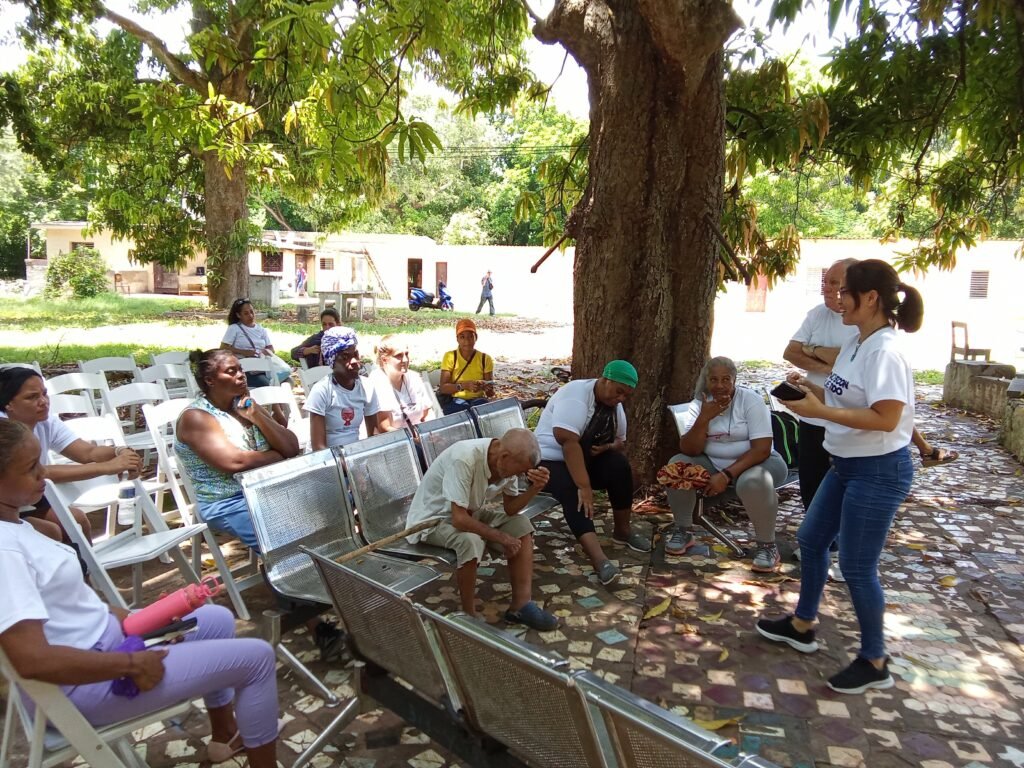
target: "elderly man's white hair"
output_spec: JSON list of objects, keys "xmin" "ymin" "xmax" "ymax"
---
[{"xmin": 501, "ymin": 427, "xmax": 541, "ymax": 466}]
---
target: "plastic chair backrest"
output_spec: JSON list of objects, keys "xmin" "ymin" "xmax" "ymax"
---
[
  {"xmin": 299, "ymin": 365, "xmax": 331, "ymax": 393},
  {"xmin": 150, "ymin": 351, "xmax": 189, "ymax": 366}
]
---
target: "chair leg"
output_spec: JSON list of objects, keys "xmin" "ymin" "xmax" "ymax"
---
[
  {"xmin": 1, "ymin": 692, "xmax": 15, "ymax": 768},
  {"xmin": 201, "ymin": 529, "xmax": 251, "ymax": 621},
  {"xmin": 290, "ymin": 698, "xmax": 359, "ymax": 768},
  {"xmin": 693, "ymin": 498, "xmax": 746, "ymax": 558},
  {"xmin": 264, "ymin": 610, "xmax": 340, "ymax": 706}
]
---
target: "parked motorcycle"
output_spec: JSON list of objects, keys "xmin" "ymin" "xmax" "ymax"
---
[{"xmin": 409, "ymin": 282, "xmax": 454, "ymax": 311}]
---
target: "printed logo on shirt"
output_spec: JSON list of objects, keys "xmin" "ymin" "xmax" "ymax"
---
[
  {"xmin": 341, "ymin": 406, "xmax": 356, "ymax": 426},
  {"xmin": 707, "ymin": 430, "xmax": 729, "ymax": 441},
  {"xmin": 824, "ymin": 372, "xmax": 849, "ymax": 397}
]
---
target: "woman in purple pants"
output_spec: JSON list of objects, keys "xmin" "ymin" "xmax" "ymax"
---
[{"xmin": 0, "ymin": 419, "xmax": 280, "ymax": 765}]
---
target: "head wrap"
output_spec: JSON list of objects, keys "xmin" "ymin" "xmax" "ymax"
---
[
  {"xmin": 602, "ymin": 360, "xmax": 638, "ymax": 389},
  {"xmin": 320, "ymin": 326, "xmax": 358, "ymax": 368},
  {"xmin": 0, "ymin": 366, "xmax": 43, "ymax": 411},
  {"xmin": 455, "ymin": 318, "xmax": 477, "ymax": 338}
]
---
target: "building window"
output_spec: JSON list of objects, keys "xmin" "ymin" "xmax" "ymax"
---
[
  {"xmin": 70, "ymin": 241, "xmax": 95, "ymax": 252},
  {"xmin": 969, "ymin": 271, "xmax": 989, "ymax": 299},
  {"xmin": 807, "ymin": 267, "xmax": 825, "ymax": 296},
  {"xmin": 319, "ymin": 257, "xmax": 335, "ymax": 271},
  {"xmin": 261, "ymin": 251, "xmax": 283, "ymax": 273},
  {"xmin": 745, "ymin": 274, "xmax": 768, "ymax": 312}
]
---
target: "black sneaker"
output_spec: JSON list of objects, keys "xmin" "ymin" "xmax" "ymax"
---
[
  {"xmin": 314, "ymin": 621, "xmax": 348, "ymax": 663},
  {"xmin": 827, "ymin": 656, "xmax": 894, "ymax": 694},
  {"xmin": 755, "ymin": 615, "xmax": 819, "ymax": 653}
]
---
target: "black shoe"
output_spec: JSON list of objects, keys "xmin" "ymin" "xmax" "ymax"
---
[
  {"xmin": 314, "ymin": 621, "xmax": 348, "ymax": 663},
  {"xmin": 827, "ymin": 656, "xmax": 894, "ymax": 694},
  {"xmin": 755, "ymin": 615, "xmax": 819, "ymax": 653}
]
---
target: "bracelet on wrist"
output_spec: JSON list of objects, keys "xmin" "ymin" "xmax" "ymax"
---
[{"xmin": 721, "ymin": 469, "xmax": 735, "ymax": 482}]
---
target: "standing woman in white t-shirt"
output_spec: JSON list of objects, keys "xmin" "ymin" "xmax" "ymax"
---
[
  {"xmin": 369, "ymin": 335, "xmax": 433, "ymax": 430},
  {"xmin": 220, "ymin": 298, "xmax": 276, "ymax": 388},
  {"xmin": 756, "ymin": 259, "xmax": 922, "ymax": 695},
  {"xmin": 305, "ymin": 326, "xmax": 381, "ymax": 449}
]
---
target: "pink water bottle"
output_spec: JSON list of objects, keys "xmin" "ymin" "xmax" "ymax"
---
[{"xmin": 122, "ymin": 577, "xmax": 222, "ymax": 636}]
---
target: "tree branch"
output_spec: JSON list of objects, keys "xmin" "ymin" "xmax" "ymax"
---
[
  {"xmin": 99, "ymin": 5, "xmax": 207, "ymax": 94},
  {"xmin": 521, "ymin": 0, "xmax": 544, "ymax": 24}
]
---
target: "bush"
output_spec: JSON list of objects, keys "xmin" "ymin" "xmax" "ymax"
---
[{"xmin": 44, "ymin": 248, "xmax": 110, "ymax": 299}]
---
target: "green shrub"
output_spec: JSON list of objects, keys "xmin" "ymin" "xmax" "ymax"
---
[{"xmin": 44, "ymin": 248, "xmax": 110, "ymax": 299}]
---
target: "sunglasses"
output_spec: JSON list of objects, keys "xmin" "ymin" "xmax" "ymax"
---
[{"xmin": 232, "ymin": 298, "xmax": 251, "ymax": 307}]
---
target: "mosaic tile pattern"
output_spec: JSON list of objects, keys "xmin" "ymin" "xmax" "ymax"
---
[{"xmin": 6, "ymin": 370, "xmax": 1024, "ymax": 767}]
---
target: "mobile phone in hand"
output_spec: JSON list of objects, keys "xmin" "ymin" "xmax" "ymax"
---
[
  {"xmin": 770, "ymin": 382, "xmax": 807, "ymax": 401},
  {"xmin": 141, "ymin": 618, "xmax": 198, "ymax": 647}
]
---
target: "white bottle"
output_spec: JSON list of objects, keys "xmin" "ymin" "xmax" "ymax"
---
[{"xmin": 117, "ymin": 484, "xmax": 137, "ymax": 526}]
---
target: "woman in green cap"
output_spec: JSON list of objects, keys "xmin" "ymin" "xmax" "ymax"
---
[{"xmin": 534, "ymin": 359, "xmax": 651, "ymax": 586}]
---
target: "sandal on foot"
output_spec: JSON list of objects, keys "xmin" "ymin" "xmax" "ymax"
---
[
  {"xmin": 922, "ymin": 447, "xmax": 958, "ymax": 467},
  {"xmin": 207, "ymin": 732, "xmax": 243, "ymax": 763}
]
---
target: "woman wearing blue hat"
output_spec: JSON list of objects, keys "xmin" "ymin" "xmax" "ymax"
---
[{"xmin": 534, "ymin": 360, "xmax": 651, "ymax": 586}]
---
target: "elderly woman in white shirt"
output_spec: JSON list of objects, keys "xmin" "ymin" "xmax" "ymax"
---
[{"xmin": 665, "ymin": 356, "xmax": 788, "ymax": 572}]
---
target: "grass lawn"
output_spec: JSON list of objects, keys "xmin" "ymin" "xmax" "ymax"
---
[{"xmin": 0, "ymin": 294, "xmax": 198, "ymax": 331}]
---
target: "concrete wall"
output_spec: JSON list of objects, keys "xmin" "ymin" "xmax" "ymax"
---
[
  {"xmin": 41, "ymin": 224, "xmax": 153, "ymax": 292},
  {"xmin": 1003, "ymin": 399, "xmax": 1024, "ymax": 463},
  {"xmin": 943, "ymin": 360, "xmax": 1017, "ymax": 420}
]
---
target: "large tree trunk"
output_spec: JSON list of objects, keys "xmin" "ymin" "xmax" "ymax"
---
[
  {"xmin": 203, "ymin": 152, "xmax": 250, "ymax": 309},
  {"xmin": 537, "ymin": 0, "xmax": 741, "ymax": 481}
]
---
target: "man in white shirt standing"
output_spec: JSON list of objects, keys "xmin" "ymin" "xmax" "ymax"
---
[{"xmin": 406, "ymin": 428, "xmax": 558, "ymax": 631}]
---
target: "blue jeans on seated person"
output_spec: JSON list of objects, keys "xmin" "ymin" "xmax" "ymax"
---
[
  {"xmin": 441, "ymin": 396, "xmax": 489, "ymax": 416},
  {"xmin": 199, "ymin": 491, "xmax": 260, "ymax": 552},
  {"xmin": 795, "ymin": 446, "xmax": 913, "ymax": 660},
  {"xmin": 245, "ymin": 371, "xmax": 271, "ymax": 389}
]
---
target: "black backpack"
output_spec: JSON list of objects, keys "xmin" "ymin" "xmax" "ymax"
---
[{"xmin": 771, "ymin": 410, "xmax": 800, "ymax": 469}]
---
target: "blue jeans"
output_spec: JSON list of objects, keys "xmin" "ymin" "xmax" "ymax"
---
[
  {"xmin": 795, "ymin": 446, "xmax": 913, "ymax": 659},
  {"xmin": 441, "ymin": 397, "xmax": 489, "ymax": 416},
  {"xmin": 199, "ymin": 492, "xmax": 260, "ymax": 552}
]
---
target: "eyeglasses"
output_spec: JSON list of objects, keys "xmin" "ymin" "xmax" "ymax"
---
[{"xmin": 232, "ymin": 298, "xmax": 250, "ymax": 307}]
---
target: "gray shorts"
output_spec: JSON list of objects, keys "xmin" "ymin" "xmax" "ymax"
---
[{"xmin": 422, "ymin": 508, "xmax": 534, "ymax": 567}]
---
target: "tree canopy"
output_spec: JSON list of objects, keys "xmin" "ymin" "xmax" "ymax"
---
[{"xmin": 2, "ymin": 0, "xmax": 537, "ymax": 304}]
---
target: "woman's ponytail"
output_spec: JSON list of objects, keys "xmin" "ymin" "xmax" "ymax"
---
[{"xmin": 895, "ymin": 283, "xmax": 924, "ymax": 333}]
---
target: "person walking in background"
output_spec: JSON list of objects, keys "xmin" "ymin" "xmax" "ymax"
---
[
  {"xmin": 476, "ymin": 270, "xmax": 495, "ymax": 315},
  {"xmin": 757, "ymin": 259, "xmax": 923, "ymax": 694},
  {"xmin": 295, "ymin": 264, "xmax": 307, "ymax": 296}
]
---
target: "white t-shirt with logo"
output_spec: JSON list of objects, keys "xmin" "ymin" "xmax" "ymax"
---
[
  {"xmin": 406, "ymin": 438, "xmax": 518, "ymax": 541},
  {"xmin": 222, "ymin": 323, "xmax": 273, "ymax": 354},
  {"xmin": 0, "ymin": 520, "xmax": 111, "ymax": 650},
  {"xmin": 367, "ymin": 368, "xmax": 431, "ymax": 426},
  {"xmin": 304, "ymin": 375, "xmax": 380, "ymax": 448},
  {"xmin": 535, "ymin": 379, "xmax": 627, "ymax": 462},
  {"xmin": 822, "ymin": 327, "xmax": 915, "ymax": 458},
  {"xmin": 0, "ymin": 412, "xmax": 77, "ymax": 462},
  {"xmin": 791, "ymin": 304, "xmax": 858, "ymax": 387},
  {"xmin": 676, "ymin": 386, "xmax": 774, "ymax": 471}
]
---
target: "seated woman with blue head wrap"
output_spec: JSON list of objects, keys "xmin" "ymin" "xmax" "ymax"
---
[{"xmin": 304, "ymin": 326, "xmax": 383, "ymax": 450}]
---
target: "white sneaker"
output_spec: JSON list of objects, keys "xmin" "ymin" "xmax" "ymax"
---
[{"xmin": 828, "ymin": 558, "xmax": 846, "ymax": 582}]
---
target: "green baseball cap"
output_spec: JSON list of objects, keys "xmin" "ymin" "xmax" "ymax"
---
[{"xmin": 602, "ymin": 359, "xmax": 638, "ymax": 388}]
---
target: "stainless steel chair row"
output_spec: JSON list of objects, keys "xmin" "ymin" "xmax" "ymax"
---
[{"xmin": 305, "ymin": 550, "xmax": 779, "ymax": 768}]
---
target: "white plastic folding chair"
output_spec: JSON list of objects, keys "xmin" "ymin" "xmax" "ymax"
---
[
  {"xmin": 78, "ymin": 356, "xmax": 141, "ymax": 386},
  {"xmin": 137, "ymin": 363, "xmax": 198, "ymax": 400},
  {"xmin": 47, "ymin": 392, "xmax": 97, "ymax": 418},
  {"xmin": 249, "ymin": 383, "xmax": 310, "ymax": 451},
  {"xmin": 0, "ymin": 647, "xmax": 190, "ymax": 768},
  {"xmin": 421, "ymin": 370, "xmax": 443, "ymax": 420},
  {"xmin": 240, "ymin": 357, "xmax": 272, "ymax": 376},
  {"xmin": 46, "ymin": 371, "xmax": 111, "ymax": 416},
  {"xmin": 150, "ymin": 350, "xmax": 190, "ymax": 366},
  {"xmin": 140, "ymin": 400, "xmax": 256, "ymax": 620},
  {"xmin": 56, "ymin": 414, "xmax": 170, "ymax": 541},
  {"xmin": 46, "ymin": 474, "xmax": 207, "ymax": 609},
  {"xmin": 298, "ymin": 365, "xmax": 331, "ymax": 393},
  {"xmin": 100, "ymin": 381, "xmax": 169, "ymax": 458},
  {"xmin": 0, "ymin": 361, "xmax": 42, "ymax": 375}
]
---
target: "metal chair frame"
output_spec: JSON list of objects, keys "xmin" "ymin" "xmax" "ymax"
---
[
  {"xmin": 415, "ymin": 410, "xmax": 478, "ymax": 466},
  {"xmin": 340, "ymin": 430, "xmax": 457, "ymax": 565}
]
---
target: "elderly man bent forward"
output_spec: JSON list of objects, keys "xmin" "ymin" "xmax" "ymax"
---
[{"xmin": 406, "ymin": 428, "xmax": 558, "ymax": 631}]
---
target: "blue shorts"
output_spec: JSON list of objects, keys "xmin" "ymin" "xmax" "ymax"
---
[{"xmin": 198, "ymin": 492, "xmax": 260, "ymax": 552}]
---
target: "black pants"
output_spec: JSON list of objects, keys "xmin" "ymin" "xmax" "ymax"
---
[
  {"xmin": 798, "ymin": 421, "xmax": 831, "ymax": 511},
  {"xmin": 541, "ymin": 451, "xmax": 633, "ymax": 538}
]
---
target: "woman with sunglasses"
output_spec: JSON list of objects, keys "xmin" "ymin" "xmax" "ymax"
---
[
  {"xmin": 368, "ymin": 335, "xmax": 433, "ymax": 431},
  {"xmin": 220, "ymin": 298, "xmax": 279, "ymax": 388}
]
